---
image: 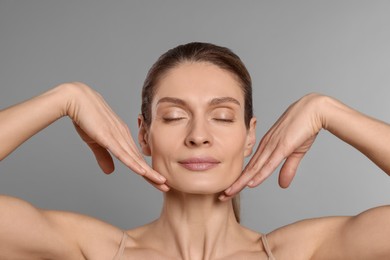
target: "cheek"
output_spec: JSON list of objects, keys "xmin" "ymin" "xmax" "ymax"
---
[
  {"xmin": 149, "ymin": 136, "xmax": 171, "ymax": 159},
  {"xmin": 147, "ymin": 127, "xmax": 181, "ymax": 171},
  {"xmin": 214, "ymin": 129, "xmax": 248, "ymax": 176},
  {"xmin": 148, "ymin": 122, "xmax": 179, "ymax": 148},
  {"xmin": 216, "ymin": 127, "xmax": 248, "ymax": 156},
  {"xmin": 225, "ymin": 144, "xmax": 247, "ymax": 174}
]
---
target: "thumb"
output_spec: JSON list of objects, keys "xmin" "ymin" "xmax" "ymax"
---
[
  {"xmin": 278, "ymin": 153, "xmax": 304, "ymax": 188},
  {"xmin": 87, "ymin": 142, "xmax": 115, "ymax": 174},
  {"xmin": 72, "ymin": 121, "xmax": 115, "ymax": 174}
]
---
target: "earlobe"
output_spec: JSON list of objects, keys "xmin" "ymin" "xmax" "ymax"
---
[
  {"xmin": 244, "ymin": 117, "xmax": 257, "ymax": 157},
  {"xmin": 138, "ymin": 114, "xmax": 151, "ymax": 156}
]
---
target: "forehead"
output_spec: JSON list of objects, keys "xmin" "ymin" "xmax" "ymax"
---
[{"xmin": 153, "ymin": 62, "xmax": 244, "ymax": 103}]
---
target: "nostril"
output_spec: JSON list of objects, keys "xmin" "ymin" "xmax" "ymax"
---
[
  {"xmin": 185, "ymin": 133, "xmax": 212, "ymax": 147},
  {"xmin": 187, "ymin": 139, "xmax": 209, "ymax": 146}
]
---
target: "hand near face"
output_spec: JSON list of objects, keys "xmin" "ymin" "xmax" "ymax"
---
[
  {"xmin": 64, "ymin": 83, "xmax": 169, "ymax": 192},
  {"xmin": 221, "ymin": 93, "xmax": 324, "ymax": 200}
]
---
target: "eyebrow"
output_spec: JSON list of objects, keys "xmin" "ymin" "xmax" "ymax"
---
[
  {"xmin": 209, "ymin": 97, "xmax": 241, "ymax": 106},
  {"xmin": 157, "ymin": 97, "xmax": 186, "ymax": 106},
  {"xmin": 157, "ymin": 96, "xmax": 241, "ymax": 107}
]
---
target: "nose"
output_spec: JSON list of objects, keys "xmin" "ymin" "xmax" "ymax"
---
[{"xmin": 185, "ymin": 118, "xmax": 212, "ymax": 147}]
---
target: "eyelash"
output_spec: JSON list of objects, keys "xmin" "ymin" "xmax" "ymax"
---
[
  {"xmin": 163, "ymin": 117, "xmax": 186, "ymax": 122},
  {"xmin": 214, "ymin": 118, "xmax": 234, "ymax": 123}
]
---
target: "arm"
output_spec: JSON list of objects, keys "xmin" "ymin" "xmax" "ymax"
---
[
  {"xmin": 0, "ymin": 82, "xmax": 168, "ymax": 258},
  {"xmin": 323, "ymin": 96, "xmax": 390, "ymax": 175},
  {"xmin": 0, "ymin": 195, "xmax": 82, "ymax": 259},
  {"xmin": 317, "ymin": 205, "xmax": 390, "ymax": 260},
  {"xmin": 0, "ymin": 195, "xmax": 127, "ymax": 259},
  {"xmin": 268, "ymin": 206, "xmax": 390, "ymax": 260},
  {"xmin": 0, "ymin": 85, "xmax": 67, "ymax": 161}
]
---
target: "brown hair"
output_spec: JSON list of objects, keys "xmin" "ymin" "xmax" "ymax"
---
[{"xmin": 141, "ymin": 42, "xmax": 253, "ymax": 223}]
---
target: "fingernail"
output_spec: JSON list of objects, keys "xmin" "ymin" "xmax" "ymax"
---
[
  {"xmin": 161, "ymin": 184, "xmax": 169, "ymax": 192},
  {"xmin": 225, "ymin": 187, "xmax": 232, "ymax": 194},
  {"xmin": 248, "ymin": 180, "xmax": 254, "ymax": 186},
  {"xmin": 219, "ymin": 194, "xmax": 226, "ymax": 200},
  {"xmin": 159, "ymin": 175, "xmax": 166, "ymax": 182}
]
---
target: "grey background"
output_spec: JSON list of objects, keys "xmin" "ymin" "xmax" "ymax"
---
[{"xmin": 1, "ymin": 1, "xmax": 389, "ymax": 234}]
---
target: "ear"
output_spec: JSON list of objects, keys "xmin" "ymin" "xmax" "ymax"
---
[
  {"xmin": 138, "ymin": 114, "xmax": 151, "ymax": 156},
  {"xmin": 244, "ymin": 117, "xmax": 257, "ymax": 157}
]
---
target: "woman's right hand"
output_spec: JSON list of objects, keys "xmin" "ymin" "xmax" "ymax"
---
[
  {"xmin": 62, "ymin": 82, "xmax": 169, "ymax": 192},
  {"xmin": 0, "ymin": 82, "xmax": 168, "ymax": 192}
]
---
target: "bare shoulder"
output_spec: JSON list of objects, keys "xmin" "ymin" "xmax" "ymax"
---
[
  {"xmin": 266, "ymin": 215, "xmax": 350, "ymax": 260},
  {"xmin": 0, "ymin": 195, "xmax": 124, "ymax": 259},
  {"xmin": 43, "ymin": 209, "xmax": 125, "ymax": 260},
  {"xmin": 267, "ymin": 205, "xmax": 390, "ymax": 260}
]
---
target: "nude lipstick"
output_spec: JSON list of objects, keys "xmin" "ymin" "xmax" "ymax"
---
[{"xmin": 178, "ymin": 157, "xmax": 220, "ymax": 171}]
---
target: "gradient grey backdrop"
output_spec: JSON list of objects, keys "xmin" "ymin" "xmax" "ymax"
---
[{"xmin": 1, "ymin": 1, "xmax": 390, "ymax": 234}]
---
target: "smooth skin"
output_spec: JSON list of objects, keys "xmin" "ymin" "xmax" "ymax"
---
[
  {"xmin": 133, "ymin": 62, "xmax": 262, "ymax": 260},
  {"xmin": 1, "ymin": 63, "xmax": 390, "ymax": 259}
]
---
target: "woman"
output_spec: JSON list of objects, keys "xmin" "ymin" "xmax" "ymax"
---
[{"xmin": 0, "ymin": 42, "xmax": 389, "ymax": 259}]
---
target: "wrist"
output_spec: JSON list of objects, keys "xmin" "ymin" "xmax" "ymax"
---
[
  {"xmin": 318, "ymin": 95, "xmax": 347, "ymax": 131},
  {"xmin": 52, "ymin": 82, "xmax": 88, "ymax": 118},
  {"xmin": 299, "ymin": 93, "xmax": 331, "ymax": 131}
]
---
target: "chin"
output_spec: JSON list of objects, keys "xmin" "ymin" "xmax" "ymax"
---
[
  {"xmin": 165, "ymin": 173, "xmax": 235, "ymax": 195},
  {"xmin": 153, "ymin": 162, "xmax": 243, "ymax": 195}
]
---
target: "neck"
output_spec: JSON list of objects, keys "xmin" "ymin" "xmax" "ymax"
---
[{"xmin": 152, "ymin": 189, "xmax": 242, "ymax": 260}]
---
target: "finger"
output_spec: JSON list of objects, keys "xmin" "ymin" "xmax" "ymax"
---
[
  {"xmin": 220, "ymin": 150, "xmax": 272, "ymax": 201},
  {"xmin": 220, "ymin": 132, "xmax": 282, "ymax": 201},
  {"xmin": 94, "ymin": 124, "xmax": 167, "ymax": 184},
  {"xmin": 109, "ymin": 139, "xmax": 166, "ymax": 184},
  {"xmin": 111, "ymin": 135, "xmax": 166, "ymax": 184},
  {"xmin": 100, "ymin": 101, "xmax": 142, "ymax": 158},
  {"xmin": 243, "ymin": 118, "xmax": 284, "ymax": 173},
  {"xmin": 278, "ymin": 153, "xmax": 304, "ymax": 188},
  {"xmin": 75, "ymin": 100, "xmax": 166, "ymax": 183},
  {"xmin": 102, "ymin": 134, "xmax": 145, "ymax": 174},
  {"xmin": 221, "ymin": 134, "xmax": 277, "ymax": 198},
  {"xmin": 143, "ymin": 176, "xmax": 170, "ymax": 192},
  {"xmin": 111, "ymin": 116, "xmax": 141, "ymax": 158},
  {"xmin": 109, "ymin": 120, "xmax": 156, "ymax": 176},
  {"xmin": 91, "ymin": 115, "xmax": 165, "ymax": 183},
  {"xmin": 246, "ymin": 148, "xmax": 286, "ymax": 188}
]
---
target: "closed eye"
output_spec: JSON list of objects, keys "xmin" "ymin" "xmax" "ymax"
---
[
  {"xmin": 213, "ymin": 118, "xmax": 234, "ymax": 123},
  {"xmin": 163, "ymin": 117, "xmax": 186, "ymax": 122}
]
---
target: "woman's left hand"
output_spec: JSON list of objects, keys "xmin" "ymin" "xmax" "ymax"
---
[{"xmin": 220, "ymin": 93, "xmax": 325, "ymax": 200}]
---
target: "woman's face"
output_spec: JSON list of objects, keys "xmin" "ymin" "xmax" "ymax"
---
[{"xmin": 139, "ymin": 62, "xmax": 256, "ymax": 194}]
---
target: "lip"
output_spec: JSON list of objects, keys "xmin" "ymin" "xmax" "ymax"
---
[{"xmin": 178, "ymin": 157, "xmax": 220, "ymax": 171}]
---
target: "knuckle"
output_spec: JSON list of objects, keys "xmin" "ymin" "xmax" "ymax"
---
[
  {"xmin": 251, "ymin": 162, "xmax": 262, "ymax": 174},
  {"xmin": 279, "ymin": 139, "xmax": 294, "ymax": 155},
  {"xmin": 97, "ymin": 133, "xmax": 111, "ymax": 149},
  {"xmin": 253, "ymin": 174, "xmax": 264, "ymax": 184}
]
